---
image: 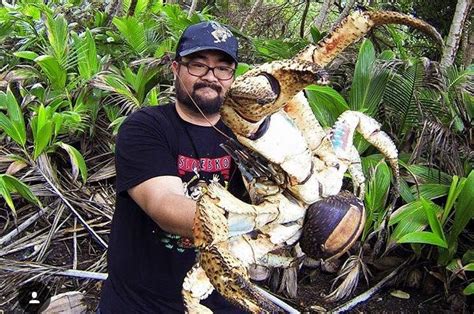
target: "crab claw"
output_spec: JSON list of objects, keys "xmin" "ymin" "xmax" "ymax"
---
[
  {"xmin": 223, "ymin": 60, "xmax": 329, "ymax": 123},
  {"xmin": 226, "ymin": 74, "xmax": 278, "ymax": 110},
  {"xmin": 190, "ymin": 184, "xmax": 287, "ymax": 313}
]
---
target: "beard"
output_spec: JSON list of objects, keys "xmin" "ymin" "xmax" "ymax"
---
[{"xmin": 175, "ymin": 80, "xmax": 224, "ymax": 115}]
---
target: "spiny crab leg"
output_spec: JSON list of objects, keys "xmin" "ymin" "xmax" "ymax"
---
[{"xmin": 296, "ymin": 10, "xmax": 443, "ymax": 67}]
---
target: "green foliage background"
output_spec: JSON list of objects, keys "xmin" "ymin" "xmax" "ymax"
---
[{"xmin": 0, "ymin": 0, "xmax": 472, "ymax": 310}]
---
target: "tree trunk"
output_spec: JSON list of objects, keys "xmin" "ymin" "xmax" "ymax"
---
[
  {"xmin": 440, "ymin": 0, "xmax": 472, "ymax": 69},
  {"xmin": 105, "ymin": 0, "xmax": 123, "ymax": 26},
  {"xmin": 331, "ymin": 0, "xmax": 356, "ymax": 31},
  {"xmin": 128, "ymin": 0, "xmax": 137, "ymax": 16},
  {"xmin": 239, "ymin": 0, "xmax": 263, "ymax": 31},
  {"xmin": 187, "ymin": 0, "xmax": 198, "ymax": 18},
  {"xmin": 300, "ymin": 0, "xmax": 311, "ymax": 38},
  {"xmin": 461, "ymin": 10, "xmax": 473, "ymax": 67},
  {"xmin": 313, "ymin": 0, "xmax": 335, "ymax": 30}
]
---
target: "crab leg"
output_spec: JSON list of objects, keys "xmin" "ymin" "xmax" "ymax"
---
[
  {"xmin": 285, "ymin": 93, "xmax": 366, "ymax": 198},
  {"xmin": 330, "ymin": 110, "xmax": 399, "ymax": 181},
  {"xmin": 204, "ymin": 182, "xmax": 305, "ymax": 237},
  {"xmin": 182, "ymin": 264, "xmax": 214, "ymax": 314},
  {"xmin": 296, "ymin": 10, "xmax": 443, "ymax": 67}
]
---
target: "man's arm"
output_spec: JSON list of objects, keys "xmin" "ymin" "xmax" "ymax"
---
[{"xmin": 128, "ymin": 176, "xmax": 196, "ymax": 239}]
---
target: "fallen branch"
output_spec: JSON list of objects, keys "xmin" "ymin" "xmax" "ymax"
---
[
  {"xmin": 254, "ymin": 285, "xmax": 300, "ymax": 313},
  {"xmin": 0, "ymin": 207, "xmax": 48, "ymax": 246},
  {"xmin": 331, "ymin": 259, "xmax": 409, "ymax": 313},
  {"xmin": 37, "ymin": 168, "xmax": 108, "ymax": 249},
  {"xmin": 0, "ymin": 258, "xmax": 108, "ymax": 280}
]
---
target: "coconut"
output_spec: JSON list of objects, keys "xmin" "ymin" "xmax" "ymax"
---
[{"xmin": 300, "ymin": 190, "xmax": 365, "ymax": 260}]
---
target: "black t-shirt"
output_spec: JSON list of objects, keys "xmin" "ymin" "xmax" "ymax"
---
[{"xmin": 99, "ymin": 104, "xmax": 247, "ymax": 313}]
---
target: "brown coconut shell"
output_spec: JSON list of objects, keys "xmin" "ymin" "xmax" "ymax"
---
[{"xmin": 300, "ymin": 190, "xmax": 365, "ymax": 260}]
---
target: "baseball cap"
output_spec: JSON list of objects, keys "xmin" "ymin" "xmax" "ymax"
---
[{"xmin": 176, "ymin": 21, "xmax": 238, "ymax": 64}]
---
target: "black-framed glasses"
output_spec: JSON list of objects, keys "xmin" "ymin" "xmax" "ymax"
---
[{"xmin": 179, "ymin": 61, "xmax": 235, "ymax": 80}]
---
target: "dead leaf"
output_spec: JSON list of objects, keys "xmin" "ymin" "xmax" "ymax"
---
[{"xmin": 390, "ymin": 290, "xmax": 410, "ymax": 299}]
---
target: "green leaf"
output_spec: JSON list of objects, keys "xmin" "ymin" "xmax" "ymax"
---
[
  {"xmin": 363, "ymin": 157, "xmax": 391, "ymax": 214},
  {"xmin": 0, "ymin": 88, "xmax": 27, "ymax": 146},
  {"xmin": 410, "ymin": 183, "xmax": 450, "ymax": 200},
  {"xmin": 153, "ymin": 37, "xmax": 174, "ymax": 58},
  {"xmin": 405, "ymin": 164, "xmax": 452, "ymax": 185},
  {"xmin": 421, "ymin": 197, "xmax": 445, "ymax": 241},
  {"xmin": 310, "ymin": 26, "xmax": 323, "ymax": 43},
  {"xmin": 464, "ymin": 283, "xmax": 474, "ymax": 295},
  {"xmin": 13, "ymin": 51, "xmax": 39, "ymax": 60},
  {"xmin": 45, "ymin": 13, "xmax": 69, "ymax": 64},
  {"xmin": 145, "ymin": 86, "xmax": 159, "ymax": 106},
  {"xmin": 91, "ymin": 73, "xmax": 140, "ymax": 111},
  {"xmin": 446, "ymin": 259, "xmax": 462, "ymax": 273},
  {"xmin": 133, "ymin": 0, "xmax": 151, "ymax": 16},
  {"xmin": 0, "ymin": 114, "xmax": 24, "ymax": 146},
  {"xmin": 389, "ymin": 200, "xmax": 426, "ymax": 247},
  {"xmin": 379, "ymin": 50, "xmax": 396, "ymax": 60},
  {"xmin": 235, "ymin": 63, "xmax": 250, "ymax": 77},
  {"xmin": 0, "ymin": 174, "xmax": 42, "ymax": 216},
  {"xmin": 113, "ymin": 16, "xmax": 147, "ymax": 55},
  {"xmin": 398, "ymin": 231, "xmax": 447, "ymax": 248},
  {"xmin": 30, "ymin": 105, "xmax": 54, "ymax": 159},
  {"xmin": 399, "ymin": 177, "xmax": 416, "ymax": 203},
  {"xmin": 254, "ymin": 38, "xmax": 307, "ymax": 61},
  {"xmin": 462, "ymin": 250, "xmax": 474, "ymax": 264},
  {"xmin": 2, "ymin": 174, "xmax": 41, "ymax": 207},
  {"xmin": 35, "ymin": 55, "xmax": 67, "ymax": 89},
  {"xmin": 464, "ymin": 263, "xmax": 474, "ymax": 271},
  {"xmin": 442, "ymin": 175, "xmax": 464, "ymax": 224},
  {"xmin": 58, "ymin": 142, "xmax": 88, "ymax": 183},
  {"xmin": 349, "ymin": 39, "xmax": 376, "ymax": 112},
  {"xmin": 305, "ymin": 85, "xmax": 349, "ymax": 127},
  {"xmin": 73, "ymin": 29, "xmax": 99, "ymax": 80},
  {"xmin": 109, "ymin": 116, "xmax": 126, "ymax": 136},
  {"xmin": 448, "ymin": 171, "xmax": 474, "ymax": 244},
  {"xmin": 0, "ymin": 176, "xmax": 15, "ymax": 215},
  {"xmin": 33, "ymin": 123, "xmax": 53, "ymax": 159}
]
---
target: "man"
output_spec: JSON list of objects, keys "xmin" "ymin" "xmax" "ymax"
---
[{"xmin": 99, "ymin": 21, "xmax": 247, "ymax": 313}]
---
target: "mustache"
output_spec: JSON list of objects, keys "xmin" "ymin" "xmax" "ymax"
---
[{"xmin": 193, "ymin": 82, "xmax": 222, "ymax": 93}]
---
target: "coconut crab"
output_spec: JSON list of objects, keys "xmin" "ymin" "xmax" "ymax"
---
[{"xmin": 182, "ymin": 10, "xmax": 443, "ymax": 313}]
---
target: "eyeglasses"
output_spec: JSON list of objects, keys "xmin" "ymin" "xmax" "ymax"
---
[{"xmin": 179, "ymin": 61, "xmax": 235, "ymax": 80}]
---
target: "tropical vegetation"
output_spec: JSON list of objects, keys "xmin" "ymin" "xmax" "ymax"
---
[{"xmin": 0, "ymin": 0, "xmax": 472, "ymax": 311}]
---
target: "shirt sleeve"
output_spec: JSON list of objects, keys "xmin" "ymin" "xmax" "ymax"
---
[{"xmin": 115, "ymin": 108, "xmax": 178, "ymax": 195}]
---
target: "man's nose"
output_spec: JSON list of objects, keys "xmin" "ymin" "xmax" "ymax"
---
[{"xmin": 201, "ymin": 68, "xmax": 219, "ymax": 82}]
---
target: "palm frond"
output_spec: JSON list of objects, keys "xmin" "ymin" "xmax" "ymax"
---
[
  {"xmin": 90, "ymin": 72, "xmax": 140, "ymax": 113},
  {"xmin": 383, "ymin": 59, "xmax": 424, "ymax": 138},
  {"xmin": 325, "ymin": 254, "xmax": 371, "ymax": 302},
  {"xmin": 112, "ymin": 16, "xmax": 148, "ymax": 56},
  {"xmin": 410, "ymin": 119, "xmax": 466, "ymax": 176}
]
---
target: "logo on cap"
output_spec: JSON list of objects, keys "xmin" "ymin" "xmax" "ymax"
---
[{"xmin": 210, "ymin": 22, "xmax": 232, "ymax": 43}]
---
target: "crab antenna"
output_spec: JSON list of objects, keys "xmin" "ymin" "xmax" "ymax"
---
[{"xmin": 296, "ymin": 10, "xmax": 443, "ymax": 67}]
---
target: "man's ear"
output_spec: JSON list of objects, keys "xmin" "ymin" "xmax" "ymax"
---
[{"xmin": 171, "ymin": 60, "xmax": 179, "ymax": 78}]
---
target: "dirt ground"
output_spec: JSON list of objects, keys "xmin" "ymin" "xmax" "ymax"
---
[
  {"xmin": 78, "ymin": 266, "xmax": 473, "ymax": 313},
  {"xmin": 293, "ymin": 268, "xmax": 474, "ymax": 313}
]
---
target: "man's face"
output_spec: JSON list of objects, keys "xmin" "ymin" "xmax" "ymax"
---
[{"xmin": 172, "ymin": 50, "xmax": 236, "ymax": 115}]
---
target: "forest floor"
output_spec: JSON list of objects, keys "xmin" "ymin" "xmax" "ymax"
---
[
  {"xmin": 79, "ymin": 266, "xmax": 473, "ymax": 313},
  {"xmin": 2, "ymin": 228, "xmax": 473, "ymax": 312},
  {"xmin": 294, "ymin": 268, "xmax": 473, "ymax": 313}
]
